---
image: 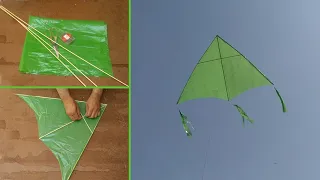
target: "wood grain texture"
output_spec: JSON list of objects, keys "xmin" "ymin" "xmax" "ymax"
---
[
  {"xmin": 0, "ymin": 0, "xmax": 128, "ymax": 86},
  {"xmin": 0, "ymin": 89, "xmax": 128, "ymax": 180}
]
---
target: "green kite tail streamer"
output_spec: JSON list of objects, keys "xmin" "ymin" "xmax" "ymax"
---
[
  {"xmin": 233, "ymin": 104, "xmax": 254, "ymax": 126},
  {"xmin": 274, "ymin": 87, "xmax": 287, "ymax": 112},
  {"xmin": 178, "ymin": 110, "xmax": 192, "ymax": 137}
]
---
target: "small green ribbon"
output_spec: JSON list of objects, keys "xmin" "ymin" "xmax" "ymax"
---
[
  {"xmin": 233, "ymin": 104, "xmax": 254, "ymax": 126},
  {"xmin": 179, "ymin": 110, "xmax": 192, "ymax": 137}
]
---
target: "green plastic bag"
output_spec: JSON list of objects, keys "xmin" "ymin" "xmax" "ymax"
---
[
  {"xmin": 19, "ymin": 16, "xmax": 113, "ymax": 77},
  {"xmin": 18, "ymin": 94, "xmax": 107, "ymax": 180}
]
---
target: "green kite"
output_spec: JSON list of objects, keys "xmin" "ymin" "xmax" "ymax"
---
[
  {"xmin": 177, "ymin": 35, "xmax": 286, "ymax": 136},
  {"xmin": 18, "ymin": 94, "xmax": 107, "ymax": 180},
  {"xmin": 19, "ymin": 16, "xmax": 113, "ymax": 77}
]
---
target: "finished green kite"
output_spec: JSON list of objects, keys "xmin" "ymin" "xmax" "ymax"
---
[
  {"xmin": 177, "ymin": 35, "xmax": 286, "ymax": 137},
  {"xmin": 18, "ymin": 94, "xmax": 107, "ymax": 180}
]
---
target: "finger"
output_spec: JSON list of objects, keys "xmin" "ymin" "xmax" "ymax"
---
[
  {"xmin": 87, "ymin": 109, "xmax": 94, "ymax": 118},
  {"xmin": 70, "ymin": 115, "xmax": 77, "ymax": 121},
  {"xmin": 76, "ymin": 107, "xmax": 82, "ymax": 120},
  {"xmin": 96, "ymin": 109, "xmax": 101, "ymax": 118},
  {"xmin": 75, "ymin": 114, "xmax": 82, "ymax": 120},
  {"xmin": 86, "ymin": 109, "xmax": 93, "ymax": 117},
  {"xmin": 89, "ymin": 113, "xmax": 95, "ymax": 118},
  {"xmin": 93, "ymin": 112, "xmax": 98, "ymax": 118},
  {"xmin": 85, "ymin": 104, "xmax": 90, "ymax": 116},
  {"xmin": 89, "ymin": 109, "xmax": 98, "ymax": 118},
  {"xmin": 76, "ymin": 105, "xmax": 81, "ymax": 115}
]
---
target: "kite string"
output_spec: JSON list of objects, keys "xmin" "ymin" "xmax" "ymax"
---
[
  {"xmin": 0, "ymin": 5, "xmax": 129, "ymax": 87},
  {"xmin": 0, "ymin": 6, "xmax": 98, "ymax": 87},
  {"xmin": 201, "ymin": 135, "xmax": 211, "ymax": 180}
]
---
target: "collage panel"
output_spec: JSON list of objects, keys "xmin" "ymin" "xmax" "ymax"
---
[
  {"xmin": 0, "ymin": 0, "xmax": 128, "ymax": 87},
  {"xmin": 0, "ymin": 88, "xmax": 128, "ymax": 180}
]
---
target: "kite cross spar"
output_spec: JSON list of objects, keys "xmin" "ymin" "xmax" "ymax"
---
[{"xmin": 177, "ymin": 35, "xmax": 287, "ymax": 136}]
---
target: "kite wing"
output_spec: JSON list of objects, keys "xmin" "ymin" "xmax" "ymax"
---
[
  {"xmin": 18, "ymin": 94, "xmax": 107, "ymax": 180},
  {"xmin": 177, "ymin": 35, "xmax": 286, "ymax": 136}
]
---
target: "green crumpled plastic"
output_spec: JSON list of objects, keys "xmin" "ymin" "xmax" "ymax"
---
[{"xmin": 19, "ymin": 16, "xmax": 113, "ymax": 77}]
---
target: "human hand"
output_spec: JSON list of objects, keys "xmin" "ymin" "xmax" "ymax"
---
[
  {"xmin": 85, "ymin": 92, "xmax": 101, "ymax": 118},
  {"xmin": 62, "ymin": 97, "xmax": 82, "ymax": 121}
]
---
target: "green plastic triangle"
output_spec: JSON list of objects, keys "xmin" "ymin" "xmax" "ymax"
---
[
  {"xmin": 18, "ymin": 94, "xmax": 107, "ymax": 180},
  {"xmin": 217, "ymin": 36, "xmax": 241, "ymax": 58},
  {"xmin": 222, "ymin": 55, "xmax": 272, "ymax": 99},
  {"xmin": 198, "ymin": 37, "xmax": 221, "ymax": 63},
  {"xmin": 177, "ymin": 60, "xmax": 228, "ymax": 104}
]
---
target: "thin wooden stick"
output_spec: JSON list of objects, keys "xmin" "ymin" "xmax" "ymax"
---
[
  {"xmin": 39, "ymin": 121, "xmax": 74, "ymax": 139},
  {"xmin": 81, "ymin": 113, "xmax": 93, "ymax": 134},
  {"xmin": 0, "ymin": 5, "xmax": 129, "ymax": 87},
  {"xmin": 0, "ymin": 6, "xmax": 99, "ymax": 87},
  {"xmin": 53, "ymin": 47, "xmax": 98, "ymax": 87},
  {"xmin": 29, "ymin": 22, "xmax": 98, "ymax": 86},
  {"xmin": 15, "ymin": 19, "xmax": 87, "ymax": 86}
]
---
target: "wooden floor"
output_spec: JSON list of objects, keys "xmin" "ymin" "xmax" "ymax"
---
[
  {"xmin": 0, "ymin": 0, "xmax": 128, "ymax": 86},
  {"xmin": 0, "ymin": 89, "xmax": 128, "ymax": 180}
]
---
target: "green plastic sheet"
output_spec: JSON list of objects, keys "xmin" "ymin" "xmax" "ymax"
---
[
  {"xmin": 18, "ymin": 94, "xmax": 107, "ymax": 180},
  {"xmin": 177, "ymin": 35, "xmax": 286, "ymax": 136},
  {"xmin": 19, "ymin": 16, "xmax": 113, "ymax": 77}
]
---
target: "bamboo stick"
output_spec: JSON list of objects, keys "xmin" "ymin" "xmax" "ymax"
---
[{"xmin": 0, "ymin": 5, "xmax": 129, "ymax": 87}]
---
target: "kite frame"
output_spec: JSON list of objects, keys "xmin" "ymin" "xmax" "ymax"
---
[{"xmin": 17, "ymin": 93, "xmax": 108, "ymax": 180}]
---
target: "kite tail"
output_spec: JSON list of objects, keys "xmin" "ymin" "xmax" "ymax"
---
[
  {"xmin": 233, "ymin": 104, "xmax": 254, "ymax": 127},
  {"xmin": 178, "ymin": 110, "xmax": 193, "ymax": 137},
  {"xmin": 274, "ymin": 87, "xmax": 287, "ymax": 112}
]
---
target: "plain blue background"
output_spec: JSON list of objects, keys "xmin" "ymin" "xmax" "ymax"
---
[{"xmin": 132, "ymin": 0, "xmax": 320, "ymax": 179}]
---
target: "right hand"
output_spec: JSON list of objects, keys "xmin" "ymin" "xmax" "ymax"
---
[{"xmin": 62, "ymin": 97, "xmax": 82, "ymax": 121}]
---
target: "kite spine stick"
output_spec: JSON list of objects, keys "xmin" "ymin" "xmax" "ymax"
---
[
  {"xmin": 39, "ymin": 121, "xmax": 74, "ymax": 139},
  {"xmin": 217, "ymin": 37, "xmax": 230, "ymax": 101},
  {"xmin": 81, "ymin": 114, "xmax": 93, "ymax": 134},
  {"xmin": 0, "ymin": 5, "xmax": 129, "ymax": 87}
]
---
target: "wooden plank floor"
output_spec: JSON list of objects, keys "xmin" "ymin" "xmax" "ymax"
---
[
  {"xmin": 0, "ymin": 0, "xmax": 128, "ymax": 86},
  {"xmin": 0, "ymin": 89, "xmax": 128, "ymax": 180}
]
